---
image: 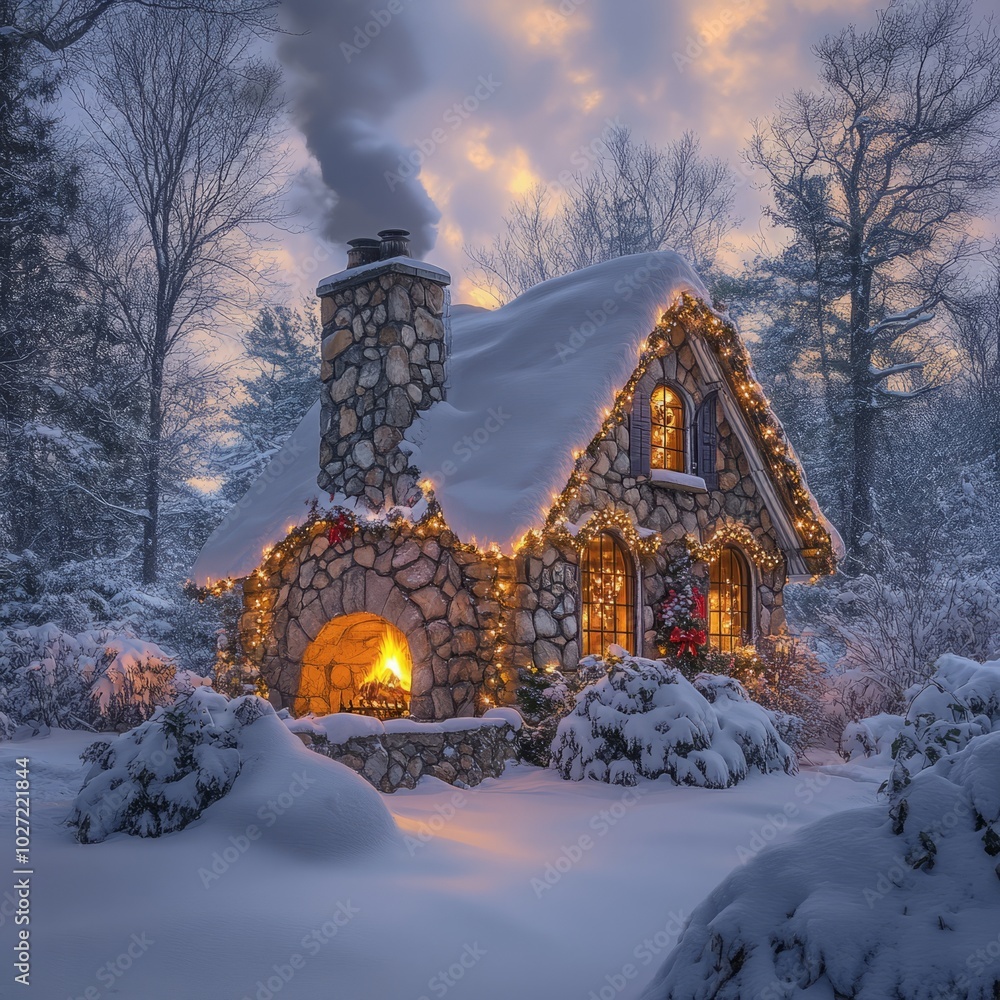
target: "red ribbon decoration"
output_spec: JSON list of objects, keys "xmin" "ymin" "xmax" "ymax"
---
[
  {"xmin": 669, "ymin": 626, "xmax": 706, "ymax": 657},
  {"xmin": 327, "ymin": 512, "xmax": 352, "ymax": 546},
  {"xmin": 692, "ymin": 586, "xmax": 706, "ymax": 621}
]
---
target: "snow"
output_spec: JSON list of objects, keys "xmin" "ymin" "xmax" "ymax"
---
[
  {"xmin": 638, "ymin": 730, "xmax": 1000, "ymax": 1000},
  {"xmin": 0, "ymin": 727, "xmax": 875, "ymax": 999},
  {"xmin": 403, "ymin": 252, "xmax": 709, "ymax": 549},
  {"xmin": 552, "ymin": 656, "xmax": 795, "ymax": 787},
  {"xmin": 192, "ymin": 252, "xmax": 709, "ymax": 583},
  {"xmin": 284, "ymin": 711, "xmax": 522, "ymax": 743},
  {"xmin": 67, "ymin": 690, "xmax": 398, "ymax": 856}
]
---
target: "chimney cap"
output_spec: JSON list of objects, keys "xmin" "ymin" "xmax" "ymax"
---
[
  {"xmin": 346, "ymin": 237, "xmax": 381, "ymax": 269},
  {"xmin": 377, "ymin": 229, "xmax": 411, "ymax": 260}
]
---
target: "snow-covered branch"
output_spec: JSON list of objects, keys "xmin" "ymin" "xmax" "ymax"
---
[
  {"xmin": 866, "ymin": 304, "xmax": 936, "ymax": 341},
  {"xmin": 867, "ymin": 360, "xmax": 926, "ymax": 381}
]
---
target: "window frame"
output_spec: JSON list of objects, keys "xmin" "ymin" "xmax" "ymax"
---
[
  {"xmin": 579, "ymin": 530, "xmax": 638, "ymax": 658},
  {"xmin": 706, "ymin": 545, "xmax": 754, "ymax": 653},
  {"xmin": 649, "ymin": 382, "xmax": 689, "ymax": 473}
]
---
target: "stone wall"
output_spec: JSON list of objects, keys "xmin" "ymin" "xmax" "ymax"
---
[
  {"xmin": 318, "ymin": 260, "xmax": 450, "ymax": 509},
  {"xmin": 243, "ymin": 522, "xmax": 499, "ymax": 721},
  {"xmin": 295, "ymin": 716, "xmax": 521, "ymax": 793}
]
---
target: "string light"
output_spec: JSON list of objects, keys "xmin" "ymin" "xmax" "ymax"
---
[
  {"xmin": 685, "ymin": 523, "xmax": 783, "ymax": 572},
  {"xmin": 189, "ymin": 293, "xmax": 834, "ymax": 706}
]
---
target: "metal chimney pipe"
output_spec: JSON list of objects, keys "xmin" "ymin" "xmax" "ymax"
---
[
  {"xmin": 346, "ymin": 238, "xmax": 381, "ymax": 268},
  {"xmin": 377, "ymin": 229, "xmax": 411, "ymax": 260}
]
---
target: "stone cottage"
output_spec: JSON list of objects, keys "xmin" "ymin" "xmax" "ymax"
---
[{"xmin": 193, "ymin": 229, "xmax": 841, "ymax": 722}]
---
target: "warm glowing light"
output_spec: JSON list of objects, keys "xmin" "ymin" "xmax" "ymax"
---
[{"xmin": 363, "ymin": 629, "xmax": 412, "ymax": 695}]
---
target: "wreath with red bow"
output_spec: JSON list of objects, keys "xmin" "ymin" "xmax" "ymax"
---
[{"xmin": 655, "ymin": 556, "xmax": 708, "ymax": 663}]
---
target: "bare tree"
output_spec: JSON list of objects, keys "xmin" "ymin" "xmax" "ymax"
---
[
  {"xmin": 0, "ymin": 0, "xmax": 276, "ymax": 53},
  {"xmin": 748, "ymin": 0, "xmax": 1000, "ymax": 555},
  {"xmin": 467, "ymin": 128, "xmax": 737, "ymax": 306},
  {"xmin": 77, "ymin": 7, "xmax": 287, "ymax": 583}
]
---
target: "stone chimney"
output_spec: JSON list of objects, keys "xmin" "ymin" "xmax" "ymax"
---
[{"xmin": 316, "ymin": 230, "xmax": 451, "ymax": 509}]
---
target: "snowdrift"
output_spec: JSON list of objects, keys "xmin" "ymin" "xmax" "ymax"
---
[
  {"xmin": 551, "ymin": 655, "xmax": 795, "ymax": 787},
  {"xmin": 639, "ymin": 726, "xmax": 1000, "ymax": 1000},
  {"xmin": 68, "ymin": 689, "xmax": 399, "ymax": 859}
]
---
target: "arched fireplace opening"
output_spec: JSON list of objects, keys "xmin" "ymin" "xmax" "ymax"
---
[{"xmin": 299, "ymin": 612, "xmax": 411, "ymax": 718}]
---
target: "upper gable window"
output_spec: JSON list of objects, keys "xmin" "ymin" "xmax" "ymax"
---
[{"xmin": 650, "ymin": 385, "xmax": 685, "ymax": 472}]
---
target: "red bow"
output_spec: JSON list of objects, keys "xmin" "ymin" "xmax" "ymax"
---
[{"xmin": 669, "ymin": 626, "xmax": 706, "ymax": 657}]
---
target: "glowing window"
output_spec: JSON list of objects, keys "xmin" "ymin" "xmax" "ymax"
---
[
  {"xmin": 651, "ymin": 385, "xmax": 685, "ymax": 471},
  {"xmin": 708, "ymin": 547, "xmax": 751, "ymax": 652},
  {"xmin": 580, "ymin": 532, "xmax": 635, "ymax": 657}
]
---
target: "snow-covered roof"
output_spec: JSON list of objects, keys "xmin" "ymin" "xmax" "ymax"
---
[{"xmin": 192, "ymin": 251, "xmax": 837, "ymax": 585}]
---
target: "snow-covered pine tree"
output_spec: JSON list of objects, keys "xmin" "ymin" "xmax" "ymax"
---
[{"xmin": 215, "ymin": 304, "xmax": 320, "ymax": 503}]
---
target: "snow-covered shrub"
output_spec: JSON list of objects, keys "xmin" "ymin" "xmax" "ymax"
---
[
  {"xmin": 0, "ymin": 548, "xmax": 225, "ymax": 678},
  {"xmin": 0, "ymin": 712, "xmax": 13, "ymax": 741},
  {"xmin": 515, "ymin": 657, "xmax": 606, "ymax": 765},
  {"xmin": 842, "ymin": 654, "xmax": 1000, "ymax": 771},
  {"xmin": 695, "ymin": 636, "xmax": 826, "ymax": 754},
  {"xmin": 68, "ymin": 689, "xmax": 255, "ymax": 842},
  {"xmin": 0, "ymin": 624, "xmax": 178, "ymax": 729},
  {"xmin": 551, "ymin": 654, "xmax": 795, "ymax": 787},
  {"xmin": 793, "ymin": 557, "xmax": 1000, "ymax": 722},
  {"xmin": 639, "ymin": 729, "xmax": 1000, "ymax": 1000},
  {"xmin": 69, "ymin": 688, "xmax": 401, "ymax": 859},
  {"xmin": 841, "ymin": 712, "xmax": 906, "ymax": 762}
]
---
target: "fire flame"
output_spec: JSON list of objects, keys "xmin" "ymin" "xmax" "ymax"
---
[{"xmin": 362, "ymin": 630, "xmax": 411, "ymax": 694}]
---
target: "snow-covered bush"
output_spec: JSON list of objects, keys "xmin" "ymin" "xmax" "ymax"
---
[
  {"xmin": 0, "ymin": 711, "xmax": 13, "ymax": 741},
  {"xmin": 68, "ymin": 688, "xmax": 249, "ymax": 842},
  {"xmin": 841, "ymin": 712, "xmax": 906, "ymax": 762},
  {"xmin": 515, "ymin": 657, "xmax": 606, "ymax": 765},
  {"xmin": 842, "ymin": 654, "xmax": 1000, "ymax": 772},
  {"xmin": 69, "ymin": 688, "xmax": 400, "ymax": 859},
  {"xmin": 0, "ymin": 548, "xmax": 225, "ymax": 678},
  {"xmin": 638, "ymin": 729, "xmax": 1000, "ymax": 1000},
  {"xmin": 793, "ymin": 557, "xmax": 1000, "ymax": 722},
  {"xmin": 0, "ymin": 623, "xmax": 178, "ymax": 729},
  {"xmin": 551, "ymin": 654, "xmax": 795, "ymax": 787}
]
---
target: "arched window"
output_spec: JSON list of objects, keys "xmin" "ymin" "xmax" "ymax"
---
[
  {"xmin": 651, "ymin": 385, "xmax": 685, "ymax": 472},
  {"xmin": 580, "ymin": 532, "xmax": 635, "ymax": 657},
  {"xmin": 708, "ymin": 546, "xmax": 751, "ymax": 652}
]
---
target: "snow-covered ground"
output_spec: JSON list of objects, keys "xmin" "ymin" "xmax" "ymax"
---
[{"xmin": 0, "ymin": 731, "xmax": 878, "ymax": 1000}]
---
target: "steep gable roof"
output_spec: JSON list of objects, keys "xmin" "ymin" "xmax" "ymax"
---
[{"xmin": 192, "ymin": 252, "xmax": 839, "ymax": 585}]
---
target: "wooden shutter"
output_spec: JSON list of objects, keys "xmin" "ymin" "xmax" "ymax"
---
[
  {"xmin": 695, "ymin": 391, "xmax": 719, "ymax": 490},
  {"xmin": 628, "ymin": 385, "xmax": 651, "ymax": 477}
]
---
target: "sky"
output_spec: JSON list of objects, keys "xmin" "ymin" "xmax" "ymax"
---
[{"xmin": 270, "ymin": 0, "xmax": 994, "ymax": 307}]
